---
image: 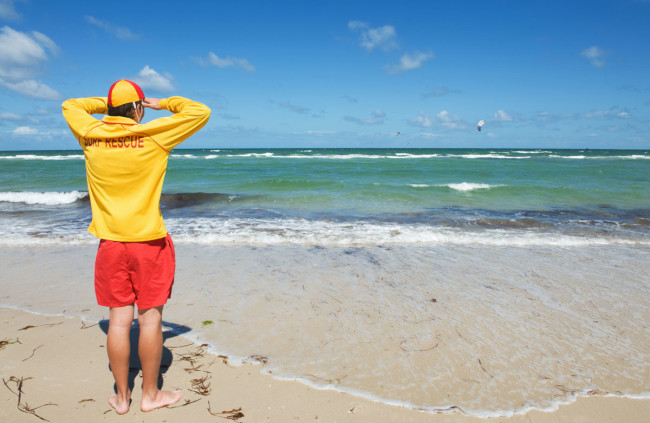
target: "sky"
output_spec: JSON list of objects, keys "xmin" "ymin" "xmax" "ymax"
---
[{"xmin": 1, "ymin": 0, "xmax": 649, "ymax": 150}]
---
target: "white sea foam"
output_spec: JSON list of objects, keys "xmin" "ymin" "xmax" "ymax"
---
[
  {"xmin": 173, "ymin": 153, "xmax": 444, "ymax": 160},
  {"xmin": 168, "ymin": 151, "xmax": 646, "ymax": 161},
  {"xmin": 1, "ymin": 216, "xmax": 646, "ymax": 247},
  {"xmin": 551, "ymin": 155, "xmax": 586, "ymax": 159},
  {"xmin": 549, "ymin": 154, "xmax": 650, "ymax": 160},
  {"xmin": 0, "ymin": 191, "xmax": 87, "ymax": 205},
  {"xmin": 454, "ymin": 154, "xmax": 531, "ymax": 159},
  {"xmin": 0, "ymin": 154, "xmax": 83, "ymax": 160},
  {"xmin": 163, "ymin": 218, "xmax": 647, "ymax": 247},
  {"xmin": 226, "ymin": 152, "xmax": 275, "ymax": 158},
  {"xmin": 443, "ymin": 182, "xmax": 503, "ymax": 192}
]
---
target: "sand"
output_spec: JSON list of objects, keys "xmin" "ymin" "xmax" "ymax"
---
[
  {"xmin": 2, "ymin": 243, "xmax": 649, "ymax": 422},
  {"xmin": 1, "ymin": 307, "xmax": 649, "ymax": 423}
]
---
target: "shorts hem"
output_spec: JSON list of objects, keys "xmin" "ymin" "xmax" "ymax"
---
[{"xmin": 97, "ymin": 300, "xmax": 135, "ymax": 308}]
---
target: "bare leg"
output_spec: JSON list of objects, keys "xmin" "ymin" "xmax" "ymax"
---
[
  {"xmin": 107, "ymin": 305, "xmax": 134, "ymax": 415},
  {"xmin": 138, "ymin": 305, "xmax": 182, "ymax": 412}
]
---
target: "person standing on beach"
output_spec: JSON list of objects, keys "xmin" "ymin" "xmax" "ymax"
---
[{"xmin": 62, "ymin": 80, "xmax": 210, "ymax": 414}]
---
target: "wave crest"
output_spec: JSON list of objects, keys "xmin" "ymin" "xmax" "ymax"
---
[
  {"xmin": 444, "ymin": 183, "xmax": 503, "ymax": 192},
  {"xmin": 0, "ymin": 191, "xmax": 88, "ymax": 205}
]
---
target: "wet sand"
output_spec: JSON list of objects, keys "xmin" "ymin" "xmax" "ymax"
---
[{"xmin": 1, "ymin": 307, "xmax": 649, "ymax": 422}]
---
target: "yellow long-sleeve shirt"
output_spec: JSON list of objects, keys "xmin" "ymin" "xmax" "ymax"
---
[{"xmin": 62, "ymin": 96, "xmax": 210, "ymax": 242}]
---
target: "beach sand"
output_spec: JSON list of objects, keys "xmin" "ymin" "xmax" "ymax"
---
[
  {"xmin": 1, "ymin": 308, "xmax": 648, "ymax": 423},
  {"xmin": 1, "ymin": 244, "xmax": 649, "ymax": 422}
]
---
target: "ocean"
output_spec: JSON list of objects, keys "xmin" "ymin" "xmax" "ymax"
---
[
  {"xmin": 1, "ymin": 148, "xmax": 649, "ymax": 247},
  {"xmin": 1, "ymin": 148, "xmax": 649, "ymax": 417}
]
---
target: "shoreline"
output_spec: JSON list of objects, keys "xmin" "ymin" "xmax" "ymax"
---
[
  {"xmin": 2, "ymin": 307, "xmax": 650, "ymax": 422},
  {"xmin": 2, "ymin": 243, "xmax": 650, "ymax": 422}
]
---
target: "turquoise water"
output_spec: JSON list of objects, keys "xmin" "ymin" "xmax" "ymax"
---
[{"xmin": 0, "ymin": 148, "xmax": 649, "ymax": 245}]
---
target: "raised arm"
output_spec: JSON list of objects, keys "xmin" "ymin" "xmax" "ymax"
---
[{"xmin": 61, "ymin": 97, "xmax": 109, "ymax": 138}]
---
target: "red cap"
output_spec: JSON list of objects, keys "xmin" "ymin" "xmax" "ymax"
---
[{"xmin": 107, "ymin": 79, "xmax": 145, "ymax": 107}]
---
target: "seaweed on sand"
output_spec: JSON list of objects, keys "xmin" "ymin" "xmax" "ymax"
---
[
  {"xmin": 208, "ymin": 402, "xmax": 245, "ymax": 420},
  {"xmin": 80, "ymin": 321, "xmax": 98, "ymax": 330},
  {"xmin": 245, "ymin": 354, "xmax": 268, "ymax": 364},
  {"xmin": 2, "ymin": 376, "xmax": 58, "ymax": 421},
  {"xmin": 190, "ymin": 375, "xmax": 212, "ymax": 396},
  {"xmin": 18, "ymin": 322, "xmax": 62, "ymax": 331},
  {"xmin": 167, "ymin": 398, "xmax": 202, "ymax": 409},
  {"xmin": 22, "ymin": 345, "xmax": 43, "ymax": 362},
  {"xmin": 177, "ymin": 344, "xmax": 215, "ymax": 373},
  {"xmin": 0, "ymin": 337, "xmax": 21, "ymax": 350}
]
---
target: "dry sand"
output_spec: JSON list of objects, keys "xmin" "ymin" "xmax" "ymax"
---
[{"xmin": 1, "ymin": 307, "xmax": 649, "ymax": 423}]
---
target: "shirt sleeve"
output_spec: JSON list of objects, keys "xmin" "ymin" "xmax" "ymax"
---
[
  {"xmin": 140, "ymin": 97, "xmax": 211, "ymax": 151},
  {"xmin": 61, "ymin": 97, "xmax": 108, "ymax": 138}
]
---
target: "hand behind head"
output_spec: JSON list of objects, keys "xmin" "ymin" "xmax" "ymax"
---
[{"xmin": 142, "ymin": 98, "xmax": 162, "ymax": 110}]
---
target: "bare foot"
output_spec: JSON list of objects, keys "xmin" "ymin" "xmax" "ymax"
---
[
  {"xmin": 141, "ymin": 389, "xmax": 182, "ymax": 412},
  {"xmin": 108, "ymin": 391, "xmax": 131, "ymax": 415}
]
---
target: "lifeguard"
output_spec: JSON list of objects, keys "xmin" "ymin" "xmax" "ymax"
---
[{"xmin": 62, "ymin": 79, "xmax": 210, "ymax": 414}]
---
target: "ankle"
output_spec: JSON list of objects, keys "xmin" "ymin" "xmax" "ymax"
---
[
  {"xmin": 141, "ymin": 388, "xmax": 159, "ymax": 401},
  {"xmin": 116, "ymin": 389, "xmax": 131, "ymax": 400}
]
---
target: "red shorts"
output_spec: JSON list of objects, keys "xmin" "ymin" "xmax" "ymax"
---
[{"xmin": 94, "ymin": 234, "xmax": 176, "ymax": 309}]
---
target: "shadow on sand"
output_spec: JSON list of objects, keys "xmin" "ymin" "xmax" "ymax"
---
[{"xmin": 98, "ymin": 320, "xmax": 192, "ymax": 393}]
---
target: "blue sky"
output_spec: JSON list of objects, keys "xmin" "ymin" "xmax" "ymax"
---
[{"xmin": 1, "ymin": 0, "xmax": 649, "ymax": 150}]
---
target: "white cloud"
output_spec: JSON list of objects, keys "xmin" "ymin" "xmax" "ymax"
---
[
  {"xmin": 0, "ymin": 0, "xmax": 21, "ymax": 20},
  {"xmin": 0, "ymin": 26, "xmax": 58, "ymax": 79},
  {"xmin": 410, "ymin": 112, "xmax": 433, "ymax": 128},
  {"xmin": 195, "ymin": 52, "xmax": 255, "ymax": 72},
  {"xmin": 410, "ymin": 110, "xmax": 466, "ymax": 129},
  {"xmin": 293, "ymin": 130, "xmax": 336, "ymax": 136},
  {"xmin": 132, "ymin": 65, "xmax": 174, "ymax": 92},
  {"xmin": 1, "ymin": 112, "xmax": 22, "ymax": 120},
  {"xmin": 278, "ymin": 101, "xmax": 310, "ymax": 114},
  {"xmin": 218, "ymin": 113, "xmax": 240, "ymax": 120},
  {"xmin": 0, "ymin": 26, "xmax": 60, "ymax": 99},
  {"xmin": 31, "ymin": 31, "xmax": 59, "ymax": 55},
  {"xmin": 12, "ymin": 125, "xmax": 38, "ymax": 135},
  {"xmin": 418, "ymin": 132, "xmax": 442, "ymax": 138},
  {"xmin": 386, "ymin": 50, "xmax": 434, "ymax": 74},
  {"xmin": 436, "ymin": 110, "xmax": 465, "ymax": 129},
  {"xmin": 532, "ymin": 107, "xmax": 630, "ymax": 127},
  {"xmin": 422, "ymin": 86, "xmax": 460, "ymax": 99},
  {"xmin": 85, "ymin": 16, "xmax": 139, "ymax": 40},
  {"xmin": 581, "ymin": 46, "xmax": 606, "ymax": 68},
  {"xmin": 0, "ymin": 111, "xmax": 39, "ymax": 124},
  {"xmin": 344, "ymin": 109, "xmax": 386, "ymax": 125},
  {"xmin": 493, "ymin": 110, "xmax": 512, "ymax": 121},
  {"xmin": 583, "ymin": 109, "xmax": 629, "ymax": 119},
  {"xmin": 1, "ymin": 79, "xmax": 61, "ymax": 99},
  {"xmin": 348, "ymin": 21, "xmax": 398, "ymax": 52}
]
